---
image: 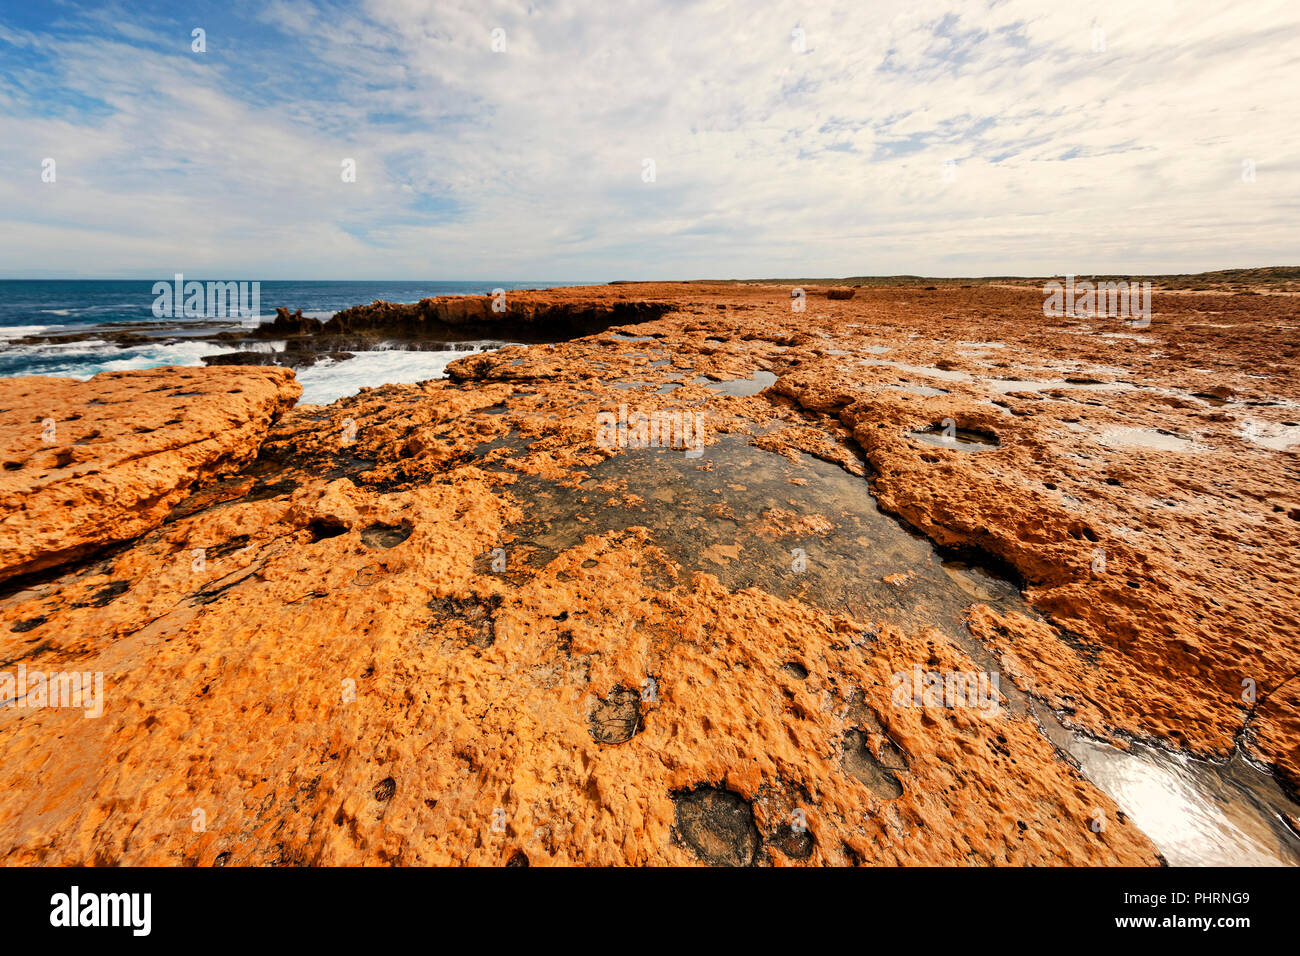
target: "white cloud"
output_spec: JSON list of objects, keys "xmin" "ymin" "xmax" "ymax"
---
[{"xmin": 0, "ymin": 0, "xmax": 1296, "ymax": 278}]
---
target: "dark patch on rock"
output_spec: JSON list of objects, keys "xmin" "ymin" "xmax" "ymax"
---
[
  {"xmin": 189, "ymin": 569, "xmax": 261, "ymax": 607},
  {"xmin": 768, "ymin": 823, "xmax": 814, "ymax": 861},
  {"xmin": 203, "ymin": 349, "xmax": 355, "ymax": 370},
  {"xmin": 307, "ymin": 517, "xmax": 349, "ymax": 542},
  {"xmin": 842, "ymin": 729, "xmax": 904, "ymax": 800},
  {"xmin": 242, "ymin": 477, "xmax": 299, "ymax": 503},
  {"xmin": 671, "ymin": 786, "xmax": 760, "ymax": 866},
  {"xmin": 428, "ymin": 593, "xmax": 503, "ymax": 648},
  {"xmin": 266, "ymin": 307, "xmax": 324, "ymax": 335},
  {"xmin": 588, "ymin": 686, "xmax": 642, "ymax": 744},
  {"xmin": 204, "ymin": 535, "xmax": 251, "ymax": 562},
  {"xmin": 360, "ymin": 521, "xmax": 413, "ymax": 549},
  {"xmin": 72, "ymin": 580, "xmax": 130, "ymax": 608}
]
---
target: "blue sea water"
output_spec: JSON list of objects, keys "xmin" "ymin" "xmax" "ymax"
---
[
  {"xmin": 0, "ymin": 279, "xmax": 591, "ymax": 402},
  {"xmin": 0, "ymin": 279, "xmax": 588, "ymax": 331}
]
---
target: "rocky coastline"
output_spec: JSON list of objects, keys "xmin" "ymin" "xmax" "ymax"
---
[{"xmin": 1, "ymin": 279, "xmax": 1297, "ymax": 865}]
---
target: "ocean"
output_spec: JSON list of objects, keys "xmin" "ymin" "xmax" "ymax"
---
[{"xmin": 0, "ymin": 280, "xmax": 591, "ymax": 404}]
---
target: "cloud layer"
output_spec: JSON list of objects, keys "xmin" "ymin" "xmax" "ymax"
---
[{"xmin": 1, "ymin": 0, "xmax": 1296, "ymax": 278}]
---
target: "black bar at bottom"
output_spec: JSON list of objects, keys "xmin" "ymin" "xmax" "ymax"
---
[{"xmin": 0, "ymin": 865, "xmax": 1281, "ymax": 942}]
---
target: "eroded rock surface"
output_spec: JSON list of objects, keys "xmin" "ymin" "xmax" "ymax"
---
[
  {"xmin": 0, "ymin": 367, "xmax": 300, "ymax": 581},
  {"xmin": 1, "ymin": 279, "xmax": 1297, "ymax": 866}
]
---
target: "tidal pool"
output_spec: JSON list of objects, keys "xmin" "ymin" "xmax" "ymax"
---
[
  {"xmin": 477, "ymin": 429, "xmax": 1300, "ymax": 866},
  {"xmin": 907, "ymin": 426, "xmax": 999, "ymax": 451},
  {"xmin": 1033, "ymin": 706, "xmax": 1300, "ymax": 866},
  {"xmin": 987, "ymin": 378, "xmax": 1132, "ymax": 395},
  {"xmin": 1096, "ymin": 427, "xmax": 1196, "ymax": 451},
  {"xmin": 887, "ymin": 383, "xmax": 948, "ymax": 397},
  {"xmin": 702, "ymin": 370, "xmax": 778, "ymax": 397}
]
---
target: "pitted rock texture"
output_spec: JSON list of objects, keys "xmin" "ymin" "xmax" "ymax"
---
[
  {"xmin": 0, "ymin": 278, "xmax": 1296, "ymax": 865},
  {"xmin": 0, "ymin": 367, "xmax": 300, "ymax": 581}
]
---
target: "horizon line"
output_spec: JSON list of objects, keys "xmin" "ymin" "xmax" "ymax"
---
[{"xmin": 0, "ymin": 265, "xmax": 1296, "ymax": 284}]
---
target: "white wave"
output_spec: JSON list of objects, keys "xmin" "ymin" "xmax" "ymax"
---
[
  {"xmin": 3, "ymin": 332, "xmax": 502, "ymax": 406},
  {"xmin": 7, "ymin": 337, "xmax": 112, "ymax": 355},
  {"xmin": 0, "ymin": 325, "xmax": 52, "ymax": 340},
  {"xmin": 295, "ymin": 350, "xmax": 463, "ymax": 405},
  {"xmin": 89, "ymin": 341, "xmax": 245, "ymax": 376},
  {"xmin": 1, "ymin": 340, "xmax": 245, "ymax": 379}
]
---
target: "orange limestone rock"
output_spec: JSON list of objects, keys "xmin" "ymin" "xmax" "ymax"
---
[
  {"xmin": 1, "ymin": 278, "xmax": 1297, "ymax": 866},
  {"xmin": 0, "ymin": 367, "xmax": 300, "ymax": 582}
]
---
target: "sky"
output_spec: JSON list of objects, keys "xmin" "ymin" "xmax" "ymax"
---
[{"xmin": 0, "ymin": 0, "xmax": 1296, "ymax": 280}]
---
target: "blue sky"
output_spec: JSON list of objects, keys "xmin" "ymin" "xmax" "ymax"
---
[{"xmin": 0, "ymin": 0, "xmax": 1296, "ymax": 279}]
